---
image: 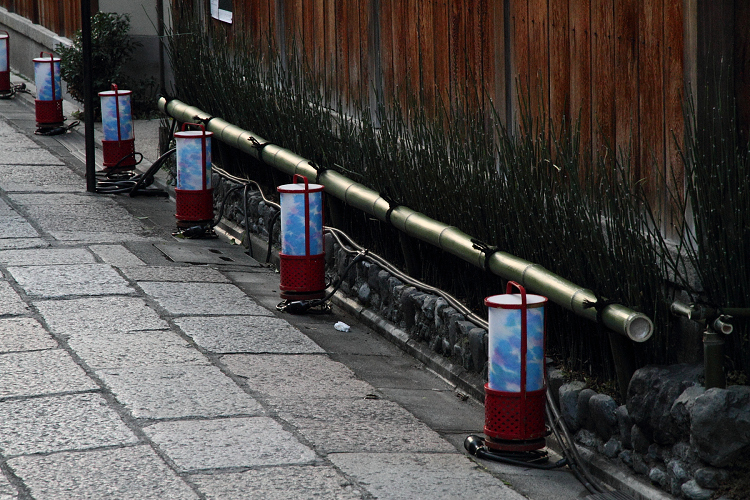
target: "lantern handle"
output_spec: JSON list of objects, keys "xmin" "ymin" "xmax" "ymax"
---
[
  {"xmin": 0, "ymin": 30, "xmax": 8, "ymax": 36},
  {"xmin": 505, "ymin": 281, "xmax": 527, "ymax": 308},
  {"xmin": 506, "ymin": 280, "xmax": 528, "ymax": 396},
  {"xmin": 111, "ymin": 83, "xmax": 118, "ymax": 92},
  {"xmin": 39, "ymin": 51, "xmax": 56, "ymax": 59},
  {"xmin": 292, "ymin": 174, "xmax": 309, "ymax": 190},
  {"xmin": 180, "ymin": 122, "xmax": 206, "ymax": 135}
]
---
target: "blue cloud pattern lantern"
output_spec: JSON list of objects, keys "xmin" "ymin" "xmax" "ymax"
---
[
  {"xmin": 0, "ymin": 31, "xmax": 9, "ymax": 94},
  {"xmin": 483, "ymin": 282, "xmax": 548, "ymax": 451},
  {"xmin": 99, "ymin": 84, "xmax": 136, "ymax": 170},
  {"xmin": 174, "ymin": 123, "xmax": 214, "ymax": 225},
  {"xmin": 277, "ymin": 175, "xmax": 326, "ymax": 300},
  {"xmin": 33, "ymin": 52, "xmax": 63, "ymax": 127}
]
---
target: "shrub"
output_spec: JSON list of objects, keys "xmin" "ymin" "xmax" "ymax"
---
[{"xmin": 56, "ymin": 12, "xmax": 156, "ymax": 119}]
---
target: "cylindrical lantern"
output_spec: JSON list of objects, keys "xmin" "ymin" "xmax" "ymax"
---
[
  {"xmin": 99, "ymin": 84, "xmax": 135, "ymax": 170},
  {"xmin": 277, "ymin": 174, "xmax": 325, "ymax": 301},
  {"xmin": 33, "ymin": 52, "xmax": 63, "ymax": 127},
  {"xmin": 0, "ymin": 31, "xmax": 10, "ymax": 95},
  {"xmin": 483, "ymin": 281, "xmax": 548, "ymax": 451},
  {"xmin": 174, "ymin": 122, "xmax": 214, "ymax": 225}
]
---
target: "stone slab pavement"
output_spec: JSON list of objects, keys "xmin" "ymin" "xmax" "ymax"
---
[{"xmin": 0, "ymin": 73, "xmax": 665, "ymax": 500}]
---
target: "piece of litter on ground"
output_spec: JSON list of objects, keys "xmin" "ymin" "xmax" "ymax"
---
[{"xmin": 334, "ymin": 321, "xmax": 351, "ymax": 332}]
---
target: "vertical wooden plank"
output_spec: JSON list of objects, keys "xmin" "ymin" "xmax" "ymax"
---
[
  {"xmin": 244, "ymin": 0, "xmax": 255, "ymax": 47},
  {"xmin": 614, "ymin": 0, "xmax": 639, "ymax": 173},
  {"xmin": 392, "ymin": 0, "xmax": 407, "ymax": 107},
  {"xmin": 491, "ymin": 0, "xmax": 506, "ymax": 126},
  {"xmin": 418, "ymin": 0, "xmax": 436, "ymax": 109},
  {"xmin": 406, "ymin": 0, "xmax": 419, "ymax": 103},
  {"xmin": 433, "ymin": 0, "xmax": 450, "ymax": 107},
  {"xmin": 380, "ymin": 0, "xmax": 395, "ymax": 106},
  {"xmin": 323, "ymin": 0, "xmax": 336, "ymax": 95},
  {"xmin": 527, "ymin": 0, "xmax": 549, "ymax": 127},
  {"xmin": 347, "ymin": 1, "xmax": 361, "ymax": 104},
  {"xmin": 284, "ymin": 0, "xmax": 301, "ymax": 59},
  {"xmin": 510, "ymin": 0, "xmax": 529, "ymax": 132},
  {"xmin": 591, "ymin": 0, "xmax": 615, "ymax": 163},
  {"xmin": 638, "ymin": 0, "xmax": 665, "ymax": 200},
  {"xmin": 570, "ymin": 0, "xmax": 591, "ymax": 163},
  {"xmin": 335, "ymin": 0, "xmax": 350, "ymax": 106},
  {"xmin": 359, "ymin": 0, "xmax": 370, "ymax": 105},
  {"xmin": 258, "ymin": 0, "xmax": 271, "ymax": 48},
  {"xmin": 664, "ymin": 0, "xmax": 685, "ymax": 229},
  {"xmin": 549, "ymin": 0, "xmax": 570, "ymax": 136},
  {"xmin": 465, "ymin": 0, "xmax": 479, "ymax": 105},
  {"xmin": 478, "ymin": 0, "xmax": 495, "ymax": 110},
  {"xmin": 313, "ymin": 0, "xmax": 325, "ymax": 77},
  {"xmin": 448, "ymin": 0, "xmax": 466, "ymax": 106},
  {"xmin": 302, "ymin": 0, "xmax": 314, "ymax": 69}
]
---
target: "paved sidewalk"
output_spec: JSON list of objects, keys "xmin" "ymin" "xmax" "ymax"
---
[{"xmin": 0, "ymin": 81, "xmax": 599, "ymax": 499}]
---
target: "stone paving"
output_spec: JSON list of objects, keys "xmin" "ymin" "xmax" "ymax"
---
[{"xmin": 0, "ymin": 86, "xmax": 549, "ymax": 499}]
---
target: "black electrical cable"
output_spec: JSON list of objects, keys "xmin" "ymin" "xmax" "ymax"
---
[
  {"xmin": 210, "ymin": 184, "xmax": 245, "ymax": 228},
  {"xmin": 326, "ymin": 226, "xmax": 489, "ymax": 330},
  {"xmin": 95, "ymin": 148, "xmax": 172, "ymax": 196},
  {"xmin": 243, "ymin": 183, "xmax": 253, "ymax": 258},
  {"xmin": 35, "ymin": 120, "xmax": 80, "ymax": 136},
  {"xmin": 0, "ymin": 82, "xmax": 31, "ymax": 99},
  {"xmin": 464, "ymin": 435, "xmax": 568, "ymax": 470}
]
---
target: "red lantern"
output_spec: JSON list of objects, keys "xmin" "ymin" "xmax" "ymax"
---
[
  {"xmin": 277, "ymin": 175, "xmax": 326, "ymax": 301},
  {"xmin": 483, "ymin": 282, "xmax": 548, "ymax": 451},
  {"xmin": 99, "ymin": 84, "xmax": 136, "ymax": 170},
  {"xmin": 174, "ymin": 123, "xmax": 214, "ymax": 226},
  {"xmin": 33, "ymin": 52, "xmax": 64, "ymax": 128}
]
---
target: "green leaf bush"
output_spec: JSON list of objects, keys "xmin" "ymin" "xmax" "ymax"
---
[{"xmin": 56, "ymin": 12, "xmax": 156, "ymax": 119}]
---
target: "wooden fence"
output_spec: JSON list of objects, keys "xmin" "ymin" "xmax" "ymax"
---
[
  {"xmin": 202, "ymin": 0, "xmax": 749, "ymax": 200},
  {"xmin": 0, "ymin": 0, "xmax": 88, "ymax": 38}
]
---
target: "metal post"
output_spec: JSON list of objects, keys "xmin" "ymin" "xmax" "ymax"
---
[
  {"xmin": 704, "ymin": 330, "xmax": 726, "ymax": 389},
  {"xmin": 82, "ymin": 0, "xmax": 96, "ymax": 192}
]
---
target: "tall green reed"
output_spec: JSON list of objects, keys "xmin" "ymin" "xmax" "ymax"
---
[{"xmin": 165, "ymin": 3, "xmax": 711, "ymax": 385}]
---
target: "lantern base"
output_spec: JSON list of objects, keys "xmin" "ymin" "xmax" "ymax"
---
[
  {"xmin": 0, "ymin": 71, "xmax": 10, "ymax": 94},
  {"xmin": 102, "ymin": 139, "xmax": 136, "ymax": 169},
  {"xmin": 35, "ymin": 99, "xmax": 64, "ymax": 127},
  {"xmin": 175, "ymin": 188, "xmax": 214, "ymax": 223},
  {"xmin": 279, "ymin": 253, "xmax": 326, "ymax": 300},
  {"xmin": 484, "ymin": 384, "xmax": 547, "ymax": 442},
  {"xmin": 279, "ymin": 289, "xmax": 326, "ymax": 301},
  {"xmin": 484, "ymin": 434, "xmax": 547, "ymax": 452}
]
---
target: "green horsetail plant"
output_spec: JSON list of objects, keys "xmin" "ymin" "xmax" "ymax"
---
[
  {"xmin": 661, "ymin": 89, "xmax": 750, "ymax": 380},
  {"xmin": 166, "ymin": 1, "xmax": 690, "ymax": 386}
]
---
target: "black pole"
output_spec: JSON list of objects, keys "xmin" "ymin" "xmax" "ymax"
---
[{"xmin": 82, "ymin": 0, "xmax": 96, "ymax": 192}]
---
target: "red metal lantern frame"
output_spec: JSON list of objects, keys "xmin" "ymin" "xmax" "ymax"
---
[
  {"xmin": 34, "ymin": 51, "xmax": 64, "ymax": 128},
  {"xmin": 0, "ymin": 31, "xmax": 10, "ymax": 94},
  {"xmin": 101, "ymin": 83, "xmax": 136, "ymax": 169},
  {"xmin": 483, "ymin": 281, "xmax": 548, "ymax": 451},
  {"xmin": 277, "ymin": 174, "xmax": 326, "ymax": 301},
  {"xmin": 174, "ymin": 122, "xmax": 214, "ymax": 225}
]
